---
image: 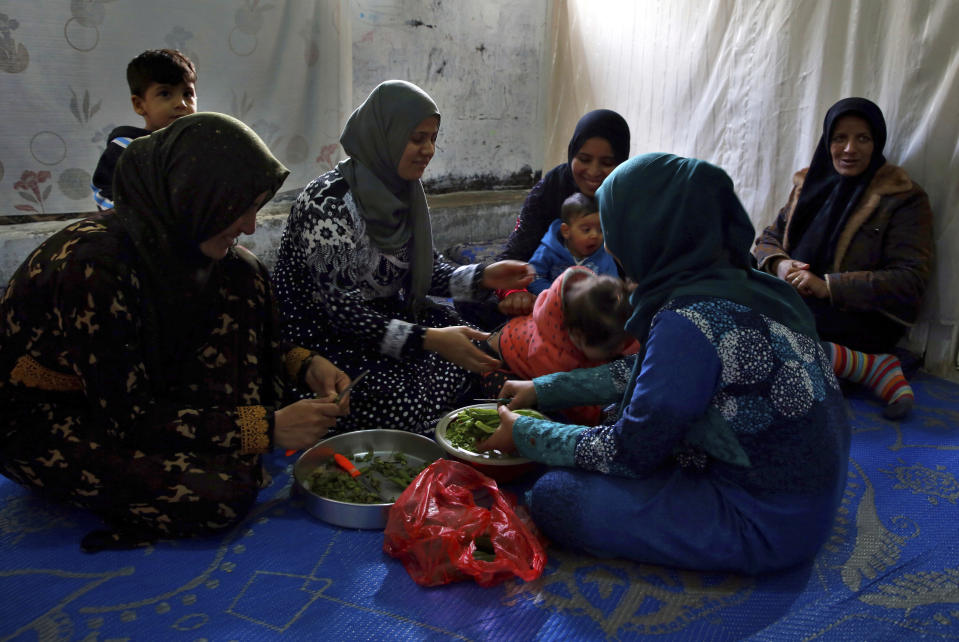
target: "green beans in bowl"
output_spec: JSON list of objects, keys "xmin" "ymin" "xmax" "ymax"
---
[{"xmin": 434, "ymin": 404, "xmax": 546, "ymax": 481}]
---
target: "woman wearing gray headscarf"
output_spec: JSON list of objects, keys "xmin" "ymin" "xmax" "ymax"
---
[{"xmin": 272, "ymin": 80, "xmax": 532, "ymax": 434}]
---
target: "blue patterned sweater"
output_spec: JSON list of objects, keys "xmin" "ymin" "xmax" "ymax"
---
[{"xmin": 514, "ymin": 296, "xmax": 850, "ymax": 495}]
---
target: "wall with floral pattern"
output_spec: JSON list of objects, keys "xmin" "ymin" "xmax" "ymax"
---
[{"xmin": 0, "ymin": 0, "xmax": 547, "ymax": 217}]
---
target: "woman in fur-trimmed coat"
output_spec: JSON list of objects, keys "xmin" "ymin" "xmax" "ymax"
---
[{"xmin": 752, "ymin": 97, "xmax": 934, "ymax": 353}]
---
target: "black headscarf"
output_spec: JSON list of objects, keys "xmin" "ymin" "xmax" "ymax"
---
[
  {"xmin": 112, "ymin": 113, "xmax": 289, "ymax": 387},
  {"xmin": 787, "ymin": 97, "xmax": 887, "ymax": 275},
  {"xmin": 566, "ymin": 108, "xmax": 631, "ymax": 166}
]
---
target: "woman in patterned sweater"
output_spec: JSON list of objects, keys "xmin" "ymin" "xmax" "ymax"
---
[
  {"xmin": 0, "ymin": 113, "xmax": 349, "ymax": 551},
  {"xmin": 478, "ymin": 154, "xmax": 851, "ymax": 574},
  {"xmin": 271, "ymin": 80, "xmax": 533, "ymax": 434}
]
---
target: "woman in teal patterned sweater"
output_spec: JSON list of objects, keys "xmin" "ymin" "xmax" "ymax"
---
[{"xmin": 479, "ymin": 154, "xmax": 851, "ymax": 574}]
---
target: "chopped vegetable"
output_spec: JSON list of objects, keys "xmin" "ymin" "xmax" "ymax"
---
[
  {"xmin": 445, "ymin": 407, "xmax": 547, "ymax": 457},
  {"xmin": 307, "ymin": 451, "xmax": 428, "ymax": 504}
]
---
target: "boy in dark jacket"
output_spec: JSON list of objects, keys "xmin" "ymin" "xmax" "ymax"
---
[{"xmin": 91, "ymin": 49, "xmax": 197, "ymax": 209}]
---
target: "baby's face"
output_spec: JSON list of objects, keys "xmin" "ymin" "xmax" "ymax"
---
[{"xmin": 563, "ymin": 212, "xmax": 603, "ymax": 259}]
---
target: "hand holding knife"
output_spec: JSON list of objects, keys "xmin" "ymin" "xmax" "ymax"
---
[
  {"xmin": 329, "ymin": 369, "xmax": 369, "ymax": 403},
  {"xmin": 285, "ymin": 370, "xmax": 370, "ymax": 457}
]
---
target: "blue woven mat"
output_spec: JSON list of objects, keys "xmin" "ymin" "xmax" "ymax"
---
[{"xmin": 2, "ymin": 372, "xmax": 958, "ymax": 640}]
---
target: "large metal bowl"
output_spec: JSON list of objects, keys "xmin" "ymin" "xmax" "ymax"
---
[{"xmin": 294, "ymin": 429, "xmax": 444, "ymax": 529}]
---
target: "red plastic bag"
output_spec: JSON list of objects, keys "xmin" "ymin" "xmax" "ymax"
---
[{"xmin": 383, "ymin": 459, "xmax": 547, "ymax": 587}]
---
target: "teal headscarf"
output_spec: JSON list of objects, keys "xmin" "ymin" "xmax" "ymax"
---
[
  {"xmin": 597, "ymin": 153, "xmax": 817, "ymax": 344},
  {"xmin": 597, "ymin": 154, "xmax": 818, "ymax": 466},
  {"xmin": 337, "ymin": 80, "xmax": 439, "ymax": 318}
]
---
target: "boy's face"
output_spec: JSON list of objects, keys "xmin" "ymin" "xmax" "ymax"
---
[
  {"xmin": 561, "ymin": 212, "xmax": 603, "ymax": 260},
  {"xmin": 132, "ymin": 80, "xmax": 197, "ymax": 131}
]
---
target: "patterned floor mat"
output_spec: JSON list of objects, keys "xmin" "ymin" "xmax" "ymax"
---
[{"xmin": 1, "ymin": 372, "xmax": 958, "ymax": 640}]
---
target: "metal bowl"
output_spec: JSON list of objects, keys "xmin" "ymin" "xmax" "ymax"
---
[
  {"xmin": 293, "ymin": 429, "xmax": 444, "ymax": 529},
  {"xmin": 434, "ymin": 404, "xmax": 540, "ymax": 482}
]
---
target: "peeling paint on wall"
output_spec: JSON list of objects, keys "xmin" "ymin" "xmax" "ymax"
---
[{"xmin": 352, "ymin": 0, "xmax": 547, "ymax": 192}]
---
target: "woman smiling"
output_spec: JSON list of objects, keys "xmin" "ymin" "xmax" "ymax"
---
[{"xmin": 271, "ymin": 80, "xmax": 533, "ymax": 435}]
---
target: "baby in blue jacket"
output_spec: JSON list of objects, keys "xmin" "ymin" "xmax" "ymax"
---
[{"xmin": 527, "ymin": 192, "xmax": 620, "ymax": 294}]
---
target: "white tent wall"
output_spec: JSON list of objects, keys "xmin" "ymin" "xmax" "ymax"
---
[{"xmin": 544, "ymin": 0, "xmax": 959, "ymax": 379}]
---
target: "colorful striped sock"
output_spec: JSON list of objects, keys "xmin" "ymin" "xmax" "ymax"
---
[{"xmin": 826, "ymin": 342, "xmax": 914, "ymax": 419}]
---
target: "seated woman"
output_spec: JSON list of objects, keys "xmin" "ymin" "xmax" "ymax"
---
[
  {"xmin": 753, "ymin": 97, "xmax": 934, "ymax": 417},
  {"xmin": 478, "ymin": 153, "xmax": 851, "ymax": 574},
  {"xmin": 494, "ymin": 109, "xmax": 631, "ymax": 317},
  {"xmin": 271, "ymin": 80, "xmax": 532, "ymax": 435},
  {"xmin": 0, "ymin": 113, "xmax": 350, "ymax": 551}
]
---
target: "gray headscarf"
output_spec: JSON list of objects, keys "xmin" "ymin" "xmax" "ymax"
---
[{"xmin": 337, "ymin": 80, "xmax": 439, "ymax": 317}]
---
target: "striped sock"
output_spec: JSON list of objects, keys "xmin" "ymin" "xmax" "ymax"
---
[{"xmin": 826, "ymin": 342, "xmax": 914, "ymax": 418}]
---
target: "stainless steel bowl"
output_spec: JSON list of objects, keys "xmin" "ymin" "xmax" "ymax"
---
[{"xmin": 293, "ymin": 429, "xmax": 445, "ymax": 529}]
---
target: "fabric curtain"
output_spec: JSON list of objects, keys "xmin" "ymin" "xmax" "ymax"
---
[
  {"xmin": 0, "ymin": 0, "xmax": 348, "ymax": 215},
  {"xmin": 545, "ymin": 0, "xmax": 959, "ymax": 377}
]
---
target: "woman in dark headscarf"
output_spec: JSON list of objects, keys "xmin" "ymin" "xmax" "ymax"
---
[
  {"xmin": 478, "ymin": 154, "xmax": 851, "ymax": 574},
  {"xmin": 494, "ymin": 109, "xmax": 631, "ymax": 316},
  {"xmin": 755, "ymin": 97, "xmax": 934, "ymax": 350},
  {"xmin": 753, "ymin": 97, "xmax": 934, "ymax": 417},
  {"xmin": 0, "ymin": 113, "xmax": 350, "ymax": 551},
  {"xmin": 271, "ymin": 80, "xmax": 533, "ymax": 435}
]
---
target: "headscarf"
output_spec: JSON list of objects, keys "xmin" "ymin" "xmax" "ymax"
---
[
  {"xmin": 112, "ymin": 112, "xmax": 289, "ymax": 385},
  {"xmin": 597, "ymin": 153, "xmax": 818, "ymax": 465},
  {"xmin": 787, "ymin": 97, "xmax": 887, "ymax": 275},
  {"xmin": 566, "ymin": 108, "xmax": 630, "ymax": 166},
  {"xmin": 336, "ymin": 80, "xmax": 440, "ymax": 318},
  {"xmin": 598, "ymin": 153, "xmax": 817, "ymax": 346}
]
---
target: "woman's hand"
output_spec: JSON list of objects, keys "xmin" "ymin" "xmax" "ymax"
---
[
  {"xmin": 274, "ymin": 399, "xmax": 347, "ymax": 450},
  {"xmin": 500, "ymin": 379, "xmax": 538, "ymax": 410},
  {"xmin": 776, "ymin": 259, "xmax": 828, "ymax": 298},
  {"xmin": 497, "ymin": 290, "xmax": 537, "ymax": 316},
  {"xmin": 774, "ymin": 258, "xmax": 809, "ymax": 281},
  {"xmin": 475, "ymin": 404, "xmax": 518, "ymax": 454},
  {"xmin": 787, "ymin": 269, "xmax": 829, "ymax": 298},
  {"xmin": 304, "ymin": 355, "xmax": 350, "ymax": 402},
  {"xmin": 423, "ymin": 326, "xmax": 501, "ymax": 373},
  {"xmin": 482, "ymin": 260, "xmax": 535, "ymax": 291}
]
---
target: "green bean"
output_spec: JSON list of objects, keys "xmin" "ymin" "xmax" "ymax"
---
[
  {"xmin": 307, "ymin": 451, "xmax": 427, "ymax": 504},
  {"xmin": 445, "ymin": 408, "xmax": 547, "ymax": 456}
]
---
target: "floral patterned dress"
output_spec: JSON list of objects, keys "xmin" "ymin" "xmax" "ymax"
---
[{"xmin": 271, "ymin": 168, "xmax": 490, "ymax": 434}]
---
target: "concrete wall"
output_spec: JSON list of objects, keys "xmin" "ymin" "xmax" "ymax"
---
[
  {"xmin": 350, "ymin": 0, "xmax": 550, "ymax": 193},
  {"xmin": 0, "ymin": 190, "xmax": 524, "ymax": 296}
]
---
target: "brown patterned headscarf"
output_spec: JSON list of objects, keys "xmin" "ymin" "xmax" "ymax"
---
[{"xmin": 112, "ymin": 113, "xmax": 289, "ymax": 385}]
